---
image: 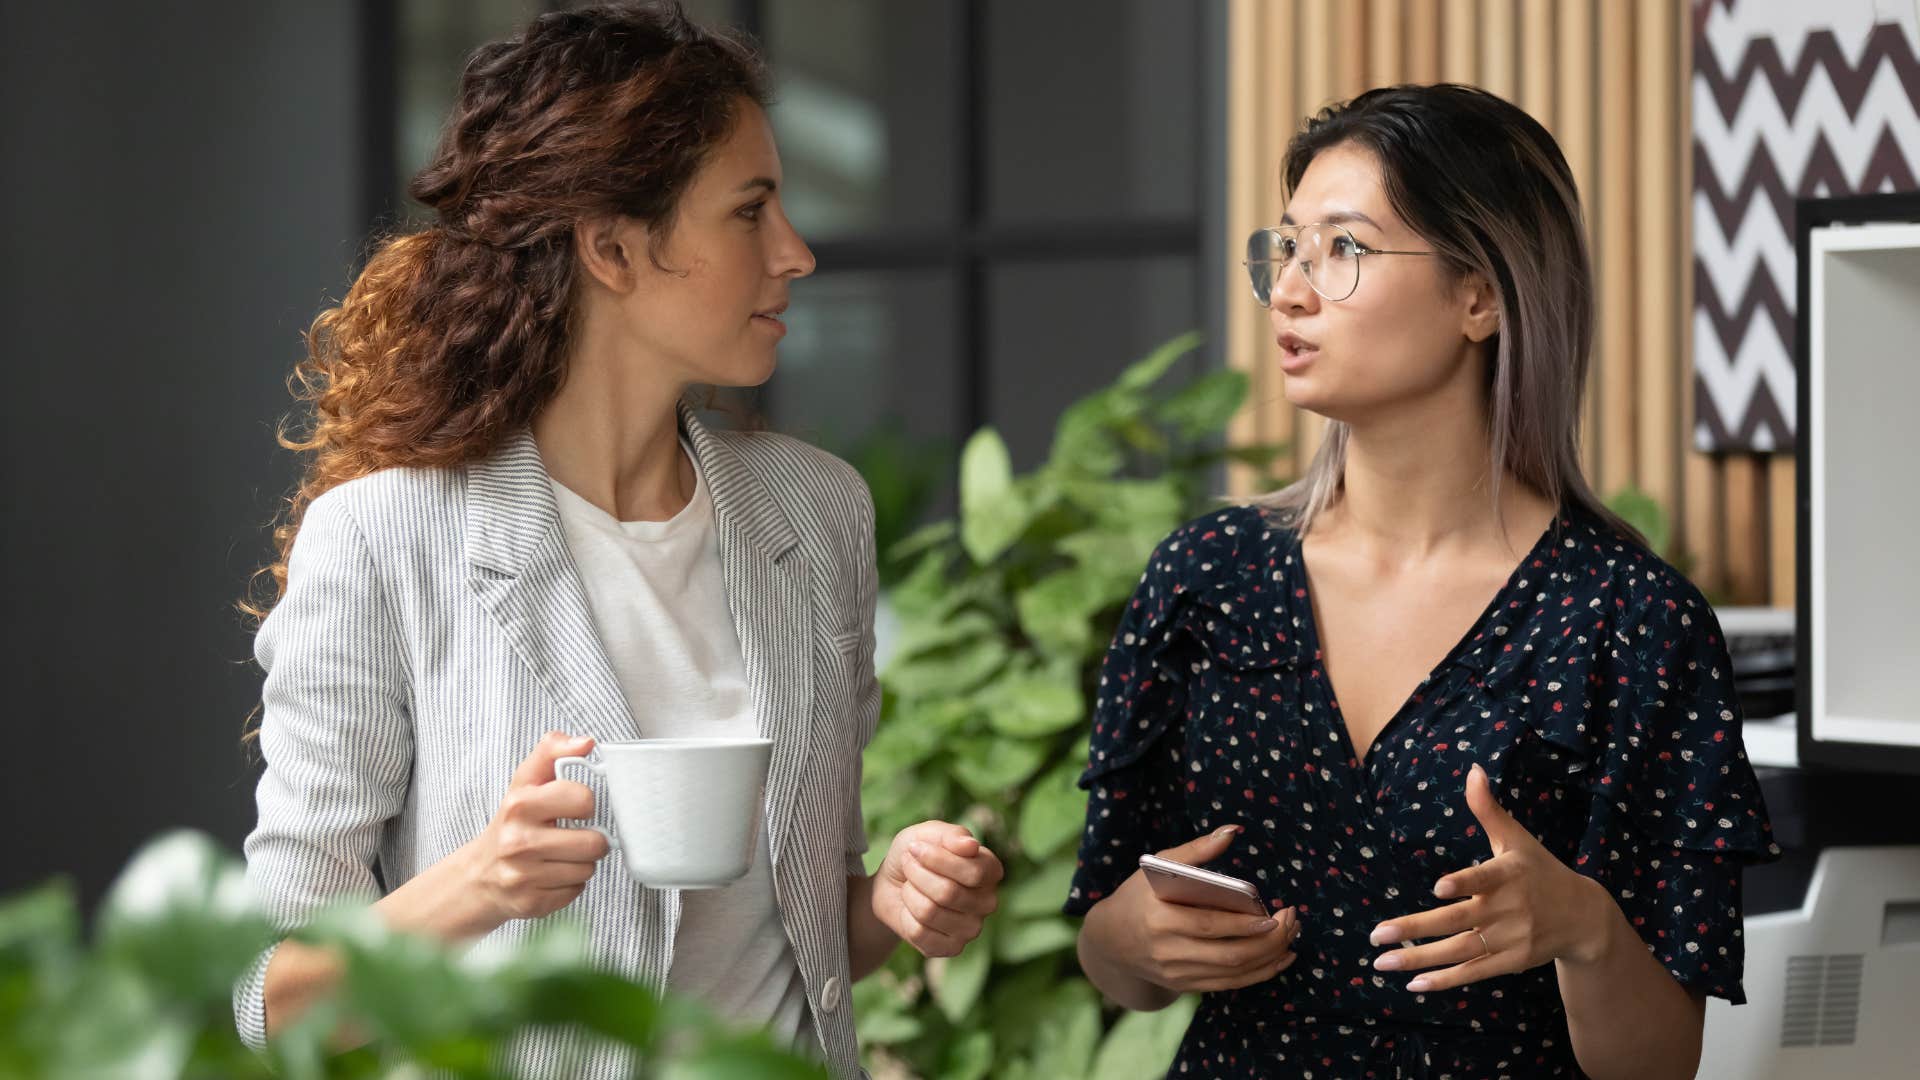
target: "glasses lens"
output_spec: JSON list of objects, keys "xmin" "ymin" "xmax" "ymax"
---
[
  {"xmin": 1246, "ymin": 229, "xmax": 1276, "ymax": 305},
  {"xmin": 1298, "ymin": 224, "xmax": 1359, "ymax": 301}
]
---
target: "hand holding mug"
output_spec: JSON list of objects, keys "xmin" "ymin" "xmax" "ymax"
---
[{"xmin": 462, "ymin": 732, "xmax": 611, "ymax": 926}]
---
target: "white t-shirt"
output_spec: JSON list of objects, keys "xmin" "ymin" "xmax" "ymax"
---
[{"xmin": 550, "ymin": 442, "xmax": 813, "ymax": 1051}]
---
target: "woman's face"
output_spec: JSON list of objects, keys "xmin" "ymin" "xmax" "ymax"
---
[
  {"xmin": 1265, "ymin": 142, "xmax": 1496, "ymax": 424},
  {"xmin": 598, "ymin": 101, "xmax": 815, "ymax": 388}
]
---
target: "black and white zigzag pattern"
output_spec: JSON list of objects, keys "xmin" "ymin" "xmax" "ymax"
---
[{"xmin": 1692, "ymin": 0, "xmax": 1920, "ymax": 452}]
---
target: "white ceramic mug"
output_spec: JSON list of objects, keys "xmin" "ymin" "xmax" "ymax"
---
[{"xmin": 555, "ymin": 736, "xmax": 774, "ymax": 889}]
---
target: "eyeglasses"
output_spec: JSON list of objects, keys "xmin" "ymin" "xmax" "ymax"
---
[{"xmin": 1243, "ymin": 222, "xmax": 1438, "ymax": 305}]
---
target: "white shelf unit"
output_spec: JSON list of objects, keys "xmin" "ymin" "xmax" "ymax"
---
[{"xmin": 1805, "ymin": 220, "xmax": 1920, "ymax": 759}]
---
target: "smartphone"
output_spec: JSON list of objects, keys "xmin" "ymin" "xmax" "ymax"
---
[{"xmin": 1138, "ymin": 853, "xmax": 1270, "ymax": 918}]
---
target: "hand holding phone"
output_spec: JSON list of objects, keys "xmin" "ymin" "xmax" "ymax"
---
[{"xmin": 1138, "ymin": 853, "xmax": 1271, "ymax": 917}]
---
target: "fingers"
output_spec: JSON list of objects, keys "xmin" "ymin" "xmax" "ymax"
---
[
  {"xmin": 1182, "ymin": 950, "xmax": 1302, "ymax": 993},
  {"xmin": 503, "ymin": 778, "xmax": 597, "ymax": 824},
  {"xmin": 901, "ymin": 850, "xmax": 998, "ymax": 916},
  {"xmin": 1370, "ymin": 897, "xmax": 1478, "ymax": 948},
  {"xmin": 1372, "ymin": 928, "xmax": 1491, "ymax": 974},
  {"xmin": 1151, "ymin": 898, "xmax": 1288, "ymax": 941},
  {"xmin": 1433, "ymin": 858, "xmax": 1516, "ymax": 901},
  {"xmin": 1155, "ymin": 824, "xmax": 1245, "ymax": 867},
  {"xmin": 899, "ymin": 882, "xmax": 982, "ymax": 939},
  {"xmin": 907, "ymin": 837, "xmax": 1003, "ymax": 892},
  {"xmin": 896, "ymin": 900, "xmax": 966, "ymax": 958},
  {"xmin": 1158, "ymin": 915, "xmax": 1298, "ymax": 971},
  {"xmin": 512, "ymin": 732, "xmax": 594, "ymax": 788}
]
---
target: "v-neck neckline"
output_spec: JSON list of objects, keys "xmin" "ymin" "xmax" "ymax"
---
[{"xmin": 1291, "ymin": 506, "xmax": 1567, "ymax": 774}]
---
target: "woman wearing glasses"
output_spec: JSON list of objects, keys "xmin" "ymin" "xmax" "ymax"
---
[{"xmin": 1066, "ymin": 84, "xmax": 1777, "ymax": 1078}]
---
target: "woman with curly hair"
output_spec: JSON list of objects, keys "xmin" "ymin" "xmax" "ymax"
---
[{"xmin": 234, "ymin": 5, "xmax": 1000, "ymax": 1076}]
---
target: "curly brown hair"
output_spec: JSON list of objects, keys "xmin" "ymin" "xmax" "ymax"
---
[{"xmin": 242, "ymin": 1, "xmax": 769, "ymax": 622}]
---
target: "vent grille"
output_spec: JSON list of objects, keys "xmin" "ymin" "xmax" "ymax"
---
[{"xmin": 1781, "ymin": 954, "xmax": 1864, "ymax": 1048}]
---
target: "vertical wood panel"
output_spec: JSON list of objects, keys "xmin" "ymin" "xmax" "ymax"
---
[
  {"xmin": 1555, "ymin": 0, "xmax": 1600, "ymax": 481},
  {"xmin": 1519, "ymin": 0, "xmax": 1554, "ymax": 123},
  {"xmin": 1407, "ymin": 0, "xmax": 1442, "ymax": 84},
  {"xmin": 1338, "ymin": 0, "xmax": 1368, "ymax": 98},
  {"xmin": 1770, "ymin": 455, "xmax": 1795, "ymax": 607},
  {"xmin": 1482, "ymin": 0, "xmax": 1519, "ymax": 100},
  {"xmin": 1597, "ymin": 0, "xmax": 1635, "ymax": 496},
  {"xmin": 1634, "ymin": 0, "xmax": 1677, "ymax": 551},
  {"xmin": 1442, "ymin": 0, "xmax": 1478, "ymax": 84},
  {"xmin": 1226, "ymin": 0, "xmax": 1269, "ymax": 496},
  {"xmin": 1369, "ymin": 0, "xmax": 1404, "ymax": 88},
  {"xmin": 1676, "ymin": 0, "xmax": 1724, "ymax": 598},
  {"xmin": 1725, "ymin": 455, "xmax": 1766, "ymax": 604}
]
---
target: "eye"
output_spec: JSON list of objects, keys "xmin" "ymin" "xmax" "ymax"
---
[
  {"xmin": 1329, "ymin": 233, "xmax": 1357, "ymax": 258},
  {"xmin": 737, "ymin": 201, "xmax": 766, "ymax": 223},
  {"xmin": 1276, "ymin": 236, "xmax": 1298, "ymax": 260}
]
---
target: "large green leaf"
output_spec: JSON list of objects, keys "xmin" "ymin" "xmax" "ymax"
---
[
  {"xmin": 1015, "ymin": 758, "xmax": 1089, "ymax": 860},
  {"xmin": 1155, "ymin": 368, "xmax": 1249, "ymax": 439},
  {"xmin": 1002, "ymin": 855, "xmax": 1078, "ymax": 919},
  {"xmin": 950, "ymin": 736, "xmax": 1051, "ymax": 799},
  {"xmin": 1014, "ymin": 570, "xmax": 1107, "ymax": 659},
  {"xmin": 993, "ymin": 917, "xmax": 1079, "ymax": 965},
  {"xmin": 959, "ymin": 428, "xmax": 1030, "ymax": 564},
  {"xmin": 1607, "ymin": 485, "xmax": 1671, "ymax": 555},
  {"xmin": 929, "ymin": 919, "xmax": 994, "ymax": 1024},
  {"xmin": 938, "ymin": 1028, "xmax": 995, "ymax": 1080},
  {"xmin": 883, "ymin": 634, "xmax": 1011, "ymax": 700},
  {"xmin": 979, "ymin": 664, "xmax": 1084, "ymax": 738},
  {"xmin": 1088, "ymin": 995, "xmax": 1201, "ymax": 1080},
  {"xmin": 1114, "ymin": 330, "xmax": 1203, "ymax": 392},
  {"xmin": 1025, "ymin": 981, "xmax": 1103, "ymax": 1080}
]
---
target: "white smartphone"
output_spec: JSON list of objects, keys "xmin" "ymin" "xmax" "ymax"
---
[{"xmin": 1138, "ymin": 853, "xmax": 1270, "ymax": 918}]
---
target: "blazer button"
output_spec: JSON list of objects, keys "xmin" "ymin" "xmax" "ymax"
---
[{"xmin": 820, "ymin": 976, "xmax": 843, "ymax": 1012}]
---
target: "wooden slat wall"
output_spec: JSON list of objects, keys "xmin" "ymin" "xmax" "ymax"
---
[{"xmin": 1224, "ymin": 0, "xmax": 1788, "ymax": 607}]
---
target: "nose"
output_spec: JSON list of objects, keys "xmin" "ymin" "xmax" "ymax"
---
[
  {"xmin": 772, "ymin": 212, "xmax": 815, "ymax": 281},
  {"xmin": 1269, "ymin": 254, "xmax": 1318, "ymax": 314}
]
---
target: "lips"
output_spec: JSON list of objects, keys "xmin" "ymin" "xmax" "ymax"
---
[
  {"xmin": 1277, "ymin": 330, "xmax": 1320, "ymax": 372},
  {"xmin": 753, "ymin": 302, "xmax": 789, "ymax": 321}
]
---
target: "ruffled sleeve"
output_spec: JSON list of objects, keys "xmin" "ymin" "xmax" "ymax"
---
[
  {"xmin": 1571, "ymin": 575, "xmax": 1781, "ymax": 1003},
  {"xmin": 1063, "ymin": 511, "xmax": 1261, "ymax": 916}
]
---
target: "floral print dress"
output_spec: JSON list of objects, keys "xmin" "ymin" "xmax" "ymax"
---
[{"xmin": 1063, "ymin": 501, "xmax": 1780, "ymax": 1079}]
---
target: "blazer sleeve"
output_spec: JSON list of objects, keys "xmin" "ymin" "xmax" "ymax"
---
[
  {"xmin": 232, "ymin": 490, "xmax": 415, "ymax": 1050},
  {"xmin": 843, "ymin": 473, "xmax": 882, "ymax": 878}
]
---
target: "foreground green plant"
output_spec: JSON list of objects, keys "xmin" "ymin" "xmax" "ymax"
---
[
  {"xmin": 0, "ymin": 831, "xmax": 824, "ymax": 1079},
  {"xmin": 852, "ymin": 333, "xmax": 1287, "ymax": 1079}
]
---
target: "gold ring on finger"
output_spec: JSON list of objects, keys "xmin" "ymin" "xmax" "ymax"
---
[{"xmin": 1472, "ymin": 929, "xmax": 1490, "ymax": 958}]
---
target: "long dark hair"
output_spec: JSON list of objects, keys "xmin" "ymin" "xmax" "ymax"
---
[
  {"xmin": 1255, "ymin": 83, "xmax": 1644, "ymax": 548},
  {"xmin": 244, "ymin": 1, "xmax": 769, "ymax": 621}
]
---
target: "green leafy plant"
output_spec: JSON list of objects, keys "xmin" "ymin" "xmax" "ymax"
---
[
  {"xmin": 853, "ymin": 332, "xmax": 1287, "ymax": 1079},
  {"xmin": 0, "ymin": 831, "xmax": 826, "ymax": 1079}
]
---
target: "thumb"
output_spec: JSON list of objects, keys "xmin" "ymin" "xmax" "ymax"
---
[
  {"xmin": 1464, "ymin": 762, "xmax": 1524, "ymax": 854},
  {"xmin": 1155, "ymin": 824, "xmax": 1245, "ymax": 867}
]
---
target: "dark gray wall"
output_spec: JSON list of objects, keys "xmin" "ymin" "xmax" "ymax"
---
[{"xmin": 1, "ymin": 2, "xmax": 364, "ymax": 908}]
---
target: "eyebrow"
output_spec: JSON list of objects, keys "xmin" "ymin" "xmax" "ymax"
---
[
  {"xmin": 1278, "ymin": 209, "xmax": 1380, "ymax": 230},
  {"xmin": 737, "ymin": 177, "xmax": 778, "ymax": 195}
]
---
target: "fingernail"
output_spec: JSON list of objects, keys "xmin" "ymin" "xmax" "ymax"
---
[
  {"xmin": 1433, "ymin": 879, "xmax": 1456, "ymax": 899},
  {"xmin": 1214, "ymin": 824, "xmax": 1241, "ymax": 838},
  {"xmin": 1407, "ymin": 977, "xmax": 1432, "ymax": 992},
  {"xmin": 908, "ymin": 841, "xmax": 926, "ymax": 857},
  {"xmin": 1470, "ymin": 763, "xmax": 1484, "ymax": 779},
  {"xmin": 1370, "ymin": 924, "xmax": 1401, "ymax": 946},
  {"xmin": 1253, "ymin": 918, "xmax": 1276, "ymax": 933},
  {"xmin": 1374, "ymin": 952, "xmax": 1403, "ymax": 971}
]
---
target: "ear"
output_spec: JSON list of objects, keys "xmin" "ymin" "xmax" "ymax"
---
[
  {"xmin": 1459, "ymin": 270, "xmax": 1502, "ymax": 344},
  {"xmin": 573, "ymin": 214, "xmax": 643, "ymax": 294}
]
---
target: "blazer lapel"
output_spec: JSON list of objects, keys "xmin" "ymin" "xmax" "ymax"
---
[
  {"xmin": 679, "ymin": 401, "xmax": 815, "ymax": 870},
  {"xmin": 463, "ymin": 430, "xmax": 640, "ymax": 746}
]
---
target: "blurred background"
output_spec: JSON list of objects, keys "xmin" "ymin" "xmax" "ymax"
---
[{"xmin": 5, "ymin": 1, "xmax": 1920, "ymax": 1077}]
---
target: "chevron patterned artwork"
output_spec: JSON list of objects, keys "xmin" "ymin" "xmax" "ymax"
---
[{"xmin": 1692, "ymin": 0, "xmax": 1920, "ymax": 452}]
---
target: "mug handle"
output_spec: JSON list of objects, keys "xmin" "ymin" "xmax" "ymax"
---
[{"xmin": 553, "ymin": 756, "xmax": 617, "ymax": 846}]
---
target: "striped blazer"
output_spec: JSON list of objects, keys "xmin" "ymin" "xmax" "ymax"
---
[{"xmin": 234, "ymin": 400, "xmax": 881, "ymax": 1079}]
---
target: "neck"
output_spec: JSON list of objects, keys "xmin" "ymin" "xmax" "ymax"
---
[
  {"xmin": 531, "ymin": 318, "xmax": 692, "ymax": 523},
  {"xmin": 1318, "ymin": 353, "xmax": 1548, "ymax": 564}
]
